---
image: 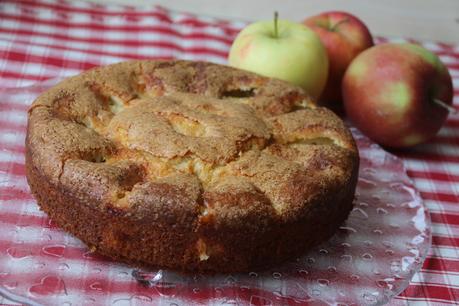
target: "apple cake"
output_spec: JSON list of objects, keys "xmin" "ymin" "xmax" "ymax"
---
[{"xmin": 26, "ymin": 60, "xmax": 359, "ymax": 273}]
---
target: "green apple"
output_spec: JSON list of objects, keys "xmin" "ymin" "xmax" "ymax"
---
[{"xmin": 228, "ymin": 14, "xmax": 329, "ymax": 99}]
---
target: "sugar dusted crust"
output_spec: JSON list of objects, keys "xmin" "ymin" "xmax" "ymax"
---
[{"xmin": 25, "ymin": 60, "xmax": 359, "ymax": 272}]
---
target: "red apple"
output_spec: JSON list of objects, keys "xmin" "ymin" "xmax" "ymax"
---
[
  {"xmin": 304, "ymin": 11, "xmax": 374, "ymax": 113},
  {"xmin": 342, "ymin": 43, "xmax": 453, "ymax": 148}
]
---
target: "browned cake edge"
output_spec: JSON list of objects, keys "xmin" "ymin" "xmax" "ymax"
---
[{"xmin": 26, "ymin": 141, "xmax": 358, "ymax": 273}]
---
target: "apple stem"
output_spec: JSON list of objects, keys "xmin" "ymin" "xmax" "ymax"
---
[
  {"xmin": 273, "ymin": 11, "xmax": 279, "ymax": 38},
  {"xmin": 434, "ymin": 98, "xmax": 457, "ymax": 114},
  {"xmin": 330, "ymin": 18, "xmax": 350, "ymax": 31}
]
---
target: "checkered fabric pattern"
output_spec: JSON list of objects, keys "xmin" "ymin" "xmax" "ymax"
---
[{"xmin": 0, "ymin": 0, "xmax": 458, "ymax": 304}]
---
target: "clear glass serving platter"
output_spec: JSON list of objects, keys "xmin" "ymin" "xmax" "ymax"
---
[{"xmin": 0, "ymin": 80, "xmax": 430, "ymax": 305}]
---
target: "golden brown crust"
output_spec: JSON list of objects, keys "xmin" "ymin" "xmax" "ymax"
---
[{"xmin": 26, "ymin": 60, "xmax": 359, "ymax": 272}]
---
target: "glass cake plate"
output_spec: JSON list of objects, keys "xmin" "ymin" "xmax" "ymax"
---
[{"xmin": 0, "ymin": 80, "xmax": 431, "ymax": 305}]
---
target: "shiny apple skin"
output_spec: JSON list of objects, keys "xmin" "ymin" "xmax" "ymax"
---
[
  {"xmin": 229, "ymin": 19, "xmax": 328, "ymax": 99},
  {"xmin": 304, "ymin": 11, "xmax": 374, "ymax": 112},
  {"xmin": 342, "ymin": 43, "xmax": 453, "ymax": 148}
]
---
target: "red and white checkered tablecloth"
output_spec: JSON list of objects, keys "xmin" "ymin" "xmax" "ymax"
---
[{"xmin": 0, "ymin": 0, "xmax": 458, "ymax": 304}]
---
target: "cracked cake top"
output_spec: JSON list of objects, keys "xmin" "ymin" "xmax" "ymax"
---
[{"xmin": 27, "ymin": 60, "xmax": 357, "ymax": 227}]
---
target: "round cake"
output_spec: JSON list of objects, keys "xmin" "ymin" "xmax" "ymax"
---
[{"xmin": 26, "ymin": 60, "xmax": 359, "ymax": 273}]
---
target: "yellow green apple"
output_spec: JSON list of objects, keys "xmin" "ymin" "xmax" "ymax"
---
[
  {"xmin": 228, "ymin": 14, "xmax": 329, "ymax": 99},
  {"xmin": 342, "ymin": 43, "xmax": 453, "ymax": 148}
]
